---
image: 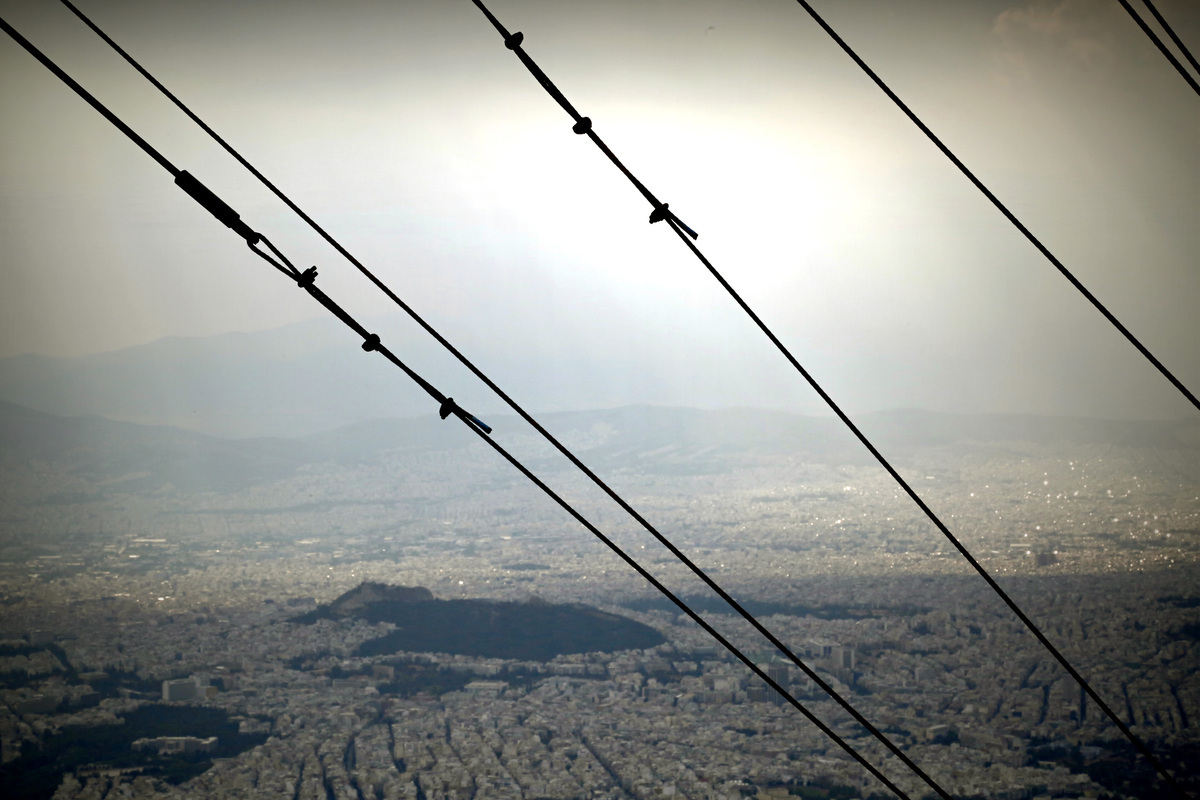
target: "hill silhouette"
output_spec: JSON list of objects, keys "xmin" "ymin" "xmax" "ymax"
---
[{"xmin": 294, "ymin": 583, "xmax": 665, "ymax": 661}]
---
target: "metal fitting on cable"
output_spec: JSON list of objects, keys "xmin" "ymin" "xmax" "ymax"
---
[
  {"xmin": 504, "ymin": 31, "xmax": 524, "ymax": 49},
  {"xmin": 572, "ymin": 117, "xmax": 592, "ymax": 134},
  {"xmin": 439, "ymin": 397, "xmax": 492, "ymax": 434},
  {"xmin": 296, "ymin": 266, "xmax": 318, "ymax": 288},
  {"xmin": 649, "ymin": 201, "xmax": 698, "ymax": 239},
  {"xmin": 361, "ymin": 333, "xmax": 381, "ymax": 352},
  {"xmin": 174, "ymin": 170, "xmax": 260, "ymax": 244}
]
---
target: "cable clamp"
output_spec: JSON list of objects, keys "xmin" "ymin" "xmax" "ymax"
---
[
  {"xmin": 175, "ymin": 170, "xmax": 260, "ymax": 245},
  {"xmin": 439, "ymin": 397, "xmax": 493, "ymax": 434},
  {"xmin": 361, "ymin": 333, "xmax": 381, "ymax": 352},
  {"xmin": 296, "ymin": 266, "xmax": 318, "ymax": 288},
  {"xmin": 572, "ymin": 117, "xmax": 592, "ymax": 135},
  {"xmin": 504, "ymin": 31, "xmax": 524, "ymax": 50},
  {"xmin": 648, "ymin": 202, "xmax": 699, "ymax": 239}
]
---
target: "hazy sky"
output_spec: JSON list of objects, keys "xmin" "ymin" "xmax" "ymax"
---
[{"xmin": 1, "ymin": 0, "xmax": 1198, "ymax": 420}]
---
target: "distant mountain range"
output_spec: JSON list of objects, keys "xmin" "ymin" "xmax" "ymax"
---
[
  {"xmin": 0, "ymin": 315, "xmax": 826, "ymax": 439},
  {"xmin": 0, "ymin": 317, "xmax": 445, "ymax": 439},
  {"xmin": 2, "ymin": 399, "xmax": 1197, "ymax": 495},
  {"xmin": 4, "ymin": 316, "xmax": 1197, "ymax": 440}
]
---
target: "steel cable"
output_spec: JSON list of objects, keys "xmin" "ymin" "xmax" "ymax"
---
[
  {"xmin": 1117, "ymin": 0, "xmax": 1200, "ymax": 98},
  {"xmin": 1, "ymin": 13, "xmax": 923, "ymax": 798},
  {"xmin": 49, "ymin": 2, "xmax": 960, "ymax": 797},
  {"xmin": 469, "ymin": 2, "xmax": 1191, "ymax": 795}
]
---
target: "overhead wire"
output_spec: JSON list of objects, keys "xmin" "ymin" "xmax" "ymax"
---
[
  {"xmin": 49, "ymin": 1, "xmax": 953, "ymax": 796},
  {"xmin": 30, "ymin": 1, "xmax": 1196, "ymax": 794},
  {"xmin": 786, "ymin": 0, "xmax": 1200, "ymax": 415},
  {"xmin": 466, "ymin": 1, "xmax": 1192, "ymax": 797},
  {"xmin": 1138, "ymin": 0, "xmax": 1200, "ymax": 77},
  {"xmin": 1117, "ymin": 0, "xmax": 1200, "ymax": 98},
  {"xmin": 0, "ymin": 13, "xmax": 925, "ymax": 799},
  {"xmin": 468, "ymin": 0, "xmax": 697, "ymax": 240}
]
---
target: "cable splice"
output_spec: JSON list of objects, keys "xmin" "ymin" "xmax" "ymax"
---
[
  {"xmin": 245, "ymin": 234, "xmax": 302, "ymax": 281},
  {"xmin": 0, "ymin": 17, "xmax": 262, "ymax": 253},
  {"xmin": 174, "ymin": 171, "xmax": 260, "ymax": 244},
  {"xmin": 0, "ymin": 14, "xmax": 495, "ymax": 441},
  {"xmin": 296, "ymin": 266, "xmax": 318, "ymax": 288},
  {"xmin": 290, "ymin": 267, "xmax": 494, "ymax": 435},
  {"xmin": 469, "ymin": 0, "xmax": 698, "ymax": 240}
]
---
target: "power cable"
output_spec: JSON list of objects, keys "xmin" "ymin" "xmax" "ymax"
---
[
  {"xmin": 468, "ymin": 0, "xmax": 697, "ymax": 240},
  {"xmin": 0, "ymin": 15, "xmax": 921, "ymax": 799},
  {"xmin": 1118, "ymin": 0, "xmax": 1200, "ymax": 98},
  {"xmin": 467, "ymin": 2, "xmax": 1192, "ymax": 797},
  {"xmin": 1139, "ymin": 0, "xmax": 1200, "ymax": 77},
  {"xmin": 787, "ymin": 0, "xmax": 1200, "ymax": 415},
  {"xmin": 52, "ymin": 2, "xmax": 956, "ymax": 798}
]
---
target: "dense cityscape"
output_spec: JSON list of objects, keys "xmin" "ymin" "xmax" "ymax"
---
[
  {"xmin": 0, "ymin": 405, "xmax": 1198, "ymax": 799},
  {"xmin": 1, "ymin": 0, "xmax": 1197, "ymax": 796}
]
